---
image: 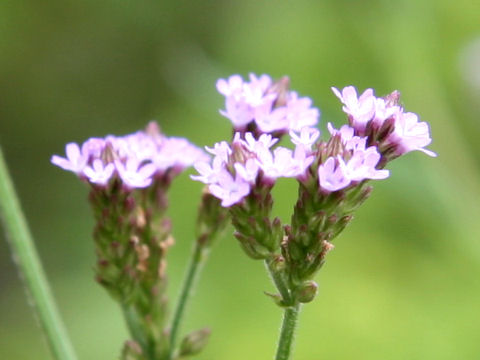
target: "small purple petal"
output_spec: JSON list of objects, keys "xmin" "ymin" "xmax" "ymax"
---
[
  {"xmin": 318, "ymin": 156, "xmax": 351, "ymax": 192},
  {"xmin": 290, "ymin": 127, "xmax": 320, "ymax": 150},
  {"xmin": 115, "ymin": 159, "xmax": 155, "ymax": 188},
  {"xmin": 332, "ymin": 86, "xmax": 376, "ymax": 131},
  {"xmin": 388, "ymin": 112, "xmax": 437, "ymax": 157},
  {"xmin": 83, "ymin": 159, "xmax": 115, "ymax": 185},
  {"xmin": 208, "ymin": 170, "xmax": 251, "ymax": 207},
  {"xmin": 51, "ymin": 142, "xmax": 88, "ymax": 174}
]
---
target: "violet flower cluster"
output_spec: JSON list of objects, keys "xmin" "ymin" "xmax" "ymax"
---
[
  {"xmin": 332, "ymin": 86, "xmax": 436, "ymax": 159},
  {"xmin": 51, "ymin": 121, "xmax": 207, "ymax": 189},
  {"xmin": 192, "ymin": 73, "xmax": 436, "ymax": 306},
  {"xmin": 194, "ymin": 77, "xmax": 435, "ymax": 209},
  {"xmin": 217, "ymin": 74, "xmax": 319, "ymax": 135}
]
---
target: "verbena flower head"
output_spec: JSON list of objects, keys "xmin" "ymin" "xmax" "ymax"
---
[
  {"xmin": 217, "ymin": 73, "xmax": 320, "ymax": 136},
  {"xmin": 332, "ymin": 85, "xmax": 437, "ymax": 160},
  {"xmin": 191, "ymin": 131, "xmax": 317, "ymax": 206},
  {"xmin": 318, "ymin": 123, "xmax": 389, "ymax": 192},
  {"xmin": 51, "ymin": 122, "xmax": 208, "ymax": 341},
  {"xmin": 51, "ymin": 121, "xmax": 207, "ymax": 189}
]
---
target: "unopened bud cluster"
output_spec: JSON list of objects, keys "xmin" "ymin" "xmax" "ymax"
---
[{"xmin": 192, "ymin": 74, "xmax": 436, "ymax": 306}]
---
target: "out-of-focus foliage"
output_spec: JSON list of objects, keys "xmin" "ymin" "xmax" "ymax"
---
[{"xmin": 1, "ymin": 0, "xmax": 479, "ymax": 359}]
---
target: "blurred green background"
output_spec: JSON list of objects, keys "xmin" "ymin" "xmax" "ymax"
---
[{"xmin": 1, "ymin": 0, "xmax": 480, "ymax": 359}]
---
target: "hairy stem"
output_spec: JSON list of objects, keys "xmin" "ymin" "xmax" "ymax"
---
[
  {"xmin": 0, "ymin": 148, "xmax": 77, "ymax": 360},
  {"xmin": 275, "ymin": 303, "xmax": 301, "ymax": 360}
]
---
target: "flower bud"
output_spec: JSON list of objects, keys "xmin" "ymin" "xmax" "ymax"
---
[
  {"xmin": 296, "ymin": 281, "xmax": 318, "ymax": 303},
  {"xmin": 385, "ymin": 90, "xmax": 401, "ymax": 106},
  {"xmin": 270, "ymin": 254, "xmax": 286, "ymax": 272},
  {"xmin": 234, "ymin": 232, "xmax": 270, "ymax": 259},
  {"xmin": 331, "ymin": 215, "xmax": 353, "ymax": 238},
  {"xmin": 178, "ymin": 328, "xmax": 211, "ymax": 357},
  {"xmin": 269, "ymin": 76, "xmax": 290, "ymax": 108}
]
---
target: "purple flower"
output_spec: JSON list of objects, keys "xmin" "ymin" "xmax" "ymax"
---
[
  {"xmin": 216, "ymin": 75, "xmax": 245, "ymax": 97},
  {"xmin": 118, "ymin": 132, "xmax": 161, "ymax": 162},
  {"xmin": 115, "ymin": 159, "xmax": 156, "ymax": 189},
  {"xmin": 234, "ymin": 132, "xmax": 278, "ymax": 153},
  {"xmin": 243, "ymin": 73, "xmax": 274, "ymax": 105},
  {"xmin": 292, "ymin": 145, "xmax": 315, "ymax": 180},
  {"xmin": 257, "ymin": 146, "xmax": 312, "ymax": 179},
  {"xmin": 191, "ymin": 141, "xmax": 234, "ymax": 186},
  {"xmin": 284, "ymin": 92, "xmax": 320, "ymax": 132},
  {"xmin": 255, "ymin": 102, "xmax": 289, "ymax": 133},
  {"xmin": 327, "ymin": 123, "xmax": 368, "ymax": 152},
  {"xmin": 81, "ymin": 138, "xmax": 106, "ymax": 160},
  {"xmin": 208, "ymin": 169, "xmax": 251, "ymax": 207},
  {"xmin": 321, "ymin": 123, "xmax": 389, "ymax": 191},
  {"xmin": 217, "ymin": 73, "xmax": 319, "ymax": 134},
  {"xmin": 345, "ymin": 147, "xmax": 389, "ymax": 181},
  {"xmin": 318, "ymin": 148, "xmax": 388, "ymax": 193},
  {"xmin": 387, "ymin": 112, "xmax": 437, "ymax": 157},
  {"xmin": 192, "ymin": 133, "xmax": 274, "ymax": 207},
  {"xmin": 318, "ymin": 156, "xmax": 350, "ymax": 192},
  {"xmin": 331, "ymin": 86, "xmax": 376, "ymax": 131},
  {"xmin": 290, "ymin": 127, "xmax": 320, "ymax": 151},
  {"xmin": 206, "ymin": 141, "xmax": 232, "ymax": 163},
  {"xmin": 217, "ymin": 74, "xmax": 274, "ymax": 128},
  {"xmin": 221, "ymin": 94, "xmax": 256, "ymax": 128},
  {"xmin": 190, "ymin": 161, "xmax": 219, "ymax": 184},
  {"xmin": 51, "ymin": 143, "xmax": 88, "ymax": 174},
  {"xmin": 83, "ymin": 159, "xmax": 115, "ymax": 186},
  {"xmin": 154, "ymin": 137, "xmax": 209, "ymax": 173},
  {"xmin": 234, "ymin": 158, "xmax": 259, "ymax": 183}
]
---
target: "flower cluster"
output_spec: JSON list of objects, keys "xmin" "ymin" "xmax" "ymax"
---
[
  {"xmin": 194, "ymin": 81, "xmax": 437, "ymax": 208},
  {"xmin": 51, "ymin": 121, "xmax": 207, "ymax": 188},
  {"xmin": 332, "ymin": 86, "xmax": 436, "ymax": 159},
  {"xmin": 191, "ymin": 130, "xmax": 318, "ymax": 207},
  {"xmin": 217, "ymin": 74, "xmax": 320, "ymax": 135},
  {"xmin": 191, "ymin": 75, "xmax": 436, "ymax": 306},
  {"xmin": 48, "ymin": 75, "xmax": 437, "ymax": 359},
  {"xmin": 318, "ymin": 123, "xmax": 389, "ymax": 192},
  {"xmin": 192, "ymin": 126, "xmax": 394, "ymax": 206}
]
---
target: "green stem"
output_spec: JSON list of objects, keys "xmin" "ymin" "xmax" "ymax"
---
[
  {"xmin": 0, "ymin": 148, "xmax": 77, "ymax": 360},
  {"xmin": 122, "ymin": 304, "xmax": 153, "ymax": 359},
  {"xmin": 275, "ymin": 303, "xmax": 301, "ymax": 360},
  {"xmin": 266, "ymin": 259, "xmax": 293, "ymax": 305},
  {"xmin": 168, "ymin": 242, "xmax": 206, "ymax": 359}
]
